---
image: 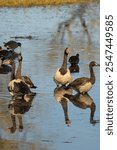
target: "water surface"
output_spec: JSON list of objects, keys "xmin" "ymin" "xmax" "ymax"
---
[{"xmin": 0, "ymin": 3, "xmax": 100, "ymax": 150}]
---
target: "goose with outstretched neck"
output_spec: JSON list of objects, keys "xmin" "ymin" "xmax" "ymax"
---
[
  {"xmin": 15, "ymin": 54, "xmax": 37, "ymax": 89},
  {"xmin": 54, "ymin": 48, "xmax": 73, "ymax": 87},
  {"xmin": 7, "ymin": 58, "xmax": 37, "ymax": 88},
  {"xmin": 66, "ymin": 61, "xmax": 100, "ymax": 94},
  {"xmin": 8, "ymin": 53, "xmax": 35, "ymax": 97}
]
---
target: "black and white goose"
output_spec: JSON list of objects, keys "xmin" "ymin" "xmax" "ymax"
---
[
  {"xmin": 0, "ymin": 49, "xmax": 14, "ymax": 66},
  {"xmin": 4, "ymin": 40, "xmax": 21, "ymax": 50},
  {"xmin": 67, "ymin": 61, "xmax": 100, "ymax": 94},
  {"xmin": 7, "ymin": 58, "xmax": 37, "ymax": 89},
  {"xmin": 54, "ymin": 48, "xmax": 73, "ymax": 87},
  {"xmin": 8, "ymin": 53, "xmax": 35, "ymax": 97}
]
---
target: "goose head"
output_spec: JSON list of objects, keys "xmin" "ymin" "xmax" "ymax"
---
[
  {"xmin": 64, "ymin": 47, "xmax": 70, "ymax": 55},
  {"xmin": 89, "ymin": 61, "xmax": 100, "ymax": 67},
  {"xmin": 17, "ymin": 42, "xmax": 21, "ymax": 47}
]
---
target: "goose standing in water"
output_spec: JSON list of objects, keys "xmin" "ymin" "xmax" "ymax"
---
[
  {"xmin": 4, "ymin": 40, "xmax": 21, "ymax": 50},
  {"xmin": 8, "ymin": 53, "xmax": 35, "ymax": 97},
  {"xmin": 54, "ymin": 48, "xmax": 73, "ymax": 87},
  {"xmin": 67, "ymin": 61, "xmax": 100, "ymax": 94}
]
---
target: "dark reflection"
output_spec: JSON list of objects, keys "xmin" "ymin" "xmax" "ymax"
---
[
  {"xmin": 64, "ymin": 92, "xmax": 99, "ymax": 125},
  {"xmin": 54, "ymin": 86, "xmax": 99, "ymax": 126},
  {"xmin": 0, "ymin": 64, "xmax": 12, "ymax": 74},
  {"xmin": 54, "ymin": 86, "xmax": 73, "ymax": 126},
  {"xmin": 69, "ymin": 64, "xmax": 80, "ymax": 73},
  {"xmin": 7, "ymin": 93, "xmax": 36, "ymax": 133}
]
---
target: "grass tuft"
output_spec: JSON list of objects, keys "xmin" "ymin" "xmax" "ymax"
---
[{"xmin": 0, "ymin": 0, "xmax": 99, "ymax": 7}]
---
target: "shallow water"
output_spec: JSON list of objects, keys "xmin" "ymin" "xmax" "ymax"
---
[{"xmin": 0, "ymin": 3, "xmax": 100, "ymax": 150}]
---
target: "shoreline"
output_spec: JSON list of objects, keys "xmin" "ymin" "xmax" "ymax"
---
[{"xmin": 0, "ymin": 0, "xmax": 99, "ymax": 7}]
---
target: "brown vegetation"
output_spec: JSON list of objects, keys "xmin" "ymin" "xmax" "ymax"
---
[{"xmin": 0, "ymin": 0, "xmax": 99, "ymax": 7}]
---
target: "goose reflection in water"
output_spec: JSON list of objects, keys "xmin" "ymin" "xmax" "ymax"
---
[
  {"xmin": 54, "ymin": 86, "xmax": 73, "ymax": 126},
  {"xmin": 54, "ymin": 86, "xmax": 99, "ymax": 126},
  {"xmin": 7, "ymin": 93, "xmax": 36, "ymax": 133},
  {"xmin": 69, "ymin": 64, "xmax": 80, "ymax": 73},
  {"xmin": 64, "ymin": 92, "xmax": 99, "ymax": 125}
]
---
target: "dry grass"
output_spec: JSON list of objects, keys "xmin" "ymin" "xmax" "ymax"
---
[{"xmin": 0, "ymin": 0, "xmax": 99, "ymax": 7}]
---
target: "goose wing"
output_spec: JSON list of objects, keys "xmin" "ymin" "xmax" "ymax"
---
[
  {"xmin": 12, "ymin": 81, "xmax": 31, "ymax": 95},
  {"xmin": 70, "ymin": 77, "xmax": 89, "ymax": 87},
  {"xmin": 22, "ymin": 76, "xmax": 37, "ymax": 88}
]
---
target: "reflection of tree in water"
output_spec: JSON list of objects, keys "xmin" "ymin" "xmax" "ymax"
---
[
  {"xmin": 48, "ymin": 3, "xmax": 99, "ymax": 66},
  {"xmin": 7, "ymin": 93, "xmax": 36, "ymax": 133},
  {"xmin": 57, "ymin": 4, "xmax": 90, "ymax": 41},
  {"xmin": 54, "ymin": 86, "xmax": 99, "ymax": 126}
]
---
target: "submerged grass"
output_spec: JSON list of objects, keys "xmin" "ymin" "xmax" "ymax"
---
[{"xmin": 0, "ymin": 0, "xmax": 99, "ymax": 7}]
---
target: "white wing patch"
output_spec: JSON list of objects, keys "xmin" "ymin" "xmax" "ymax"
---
[{"xmin": 79, "ymin": 82, "xmax": 92, "ymax": 93}]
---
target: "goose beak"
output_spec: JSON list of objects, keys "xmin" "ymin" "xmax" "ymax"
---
[{"xmin": 95, "ymin": 63, "xmax": 100, "ymax": 66}]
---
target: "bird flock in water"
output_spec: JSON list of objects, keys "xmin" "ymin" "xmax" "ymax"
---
[{"xmin": 0, "ymin": 40, "xmax": 100, "ymax": 132}]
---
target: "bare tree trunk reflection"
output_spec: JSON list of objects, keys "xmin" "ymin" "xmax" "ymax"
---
[{"xmin": 57, "ymin": 4, "xmax": 91, "ymax": 43}]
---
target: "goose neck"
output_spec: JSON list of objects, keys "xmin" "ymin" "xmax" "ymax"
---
[
  {"xmin": 10, "ymin": 61, "xmax": 16, "ymax": 81},
  {"xmin": 16, "ymin": 60, "xmax": 22, "ymax": 79},
  {"xmin": 61, "ymin": 53, "xmax": 68, "ymax": 70},
  {"xmin": 89, "ymin": 65, "xmax": 95, "ymax": 84}
]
